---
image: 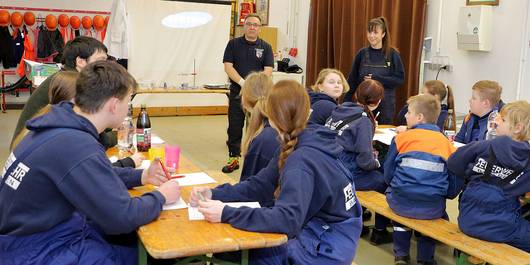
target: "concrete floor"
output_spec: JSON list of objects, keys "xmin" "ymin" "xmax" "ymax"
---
[{"xmin": 0, "ymin": 109, "xmax": 461, "ymax": 265}]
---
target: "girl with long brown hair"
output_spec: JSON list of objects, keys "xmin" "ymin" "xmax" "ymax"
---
[
  {"xmin": 239, "ymin": 72, "xmax": 279, "ymax": 190},
  {"xmin": 344, "ymin": 16, "xmax": 405, "ymax": 125},
  {"xmin": 190, "ymin": 80, "xmax": 362, "ymax": 265}
]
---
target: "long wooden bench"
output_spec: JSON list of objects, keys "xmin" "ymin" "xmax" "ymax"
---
[{"xmin": 356, "ymin": 190, "xmax": 530, "ymax": 265}]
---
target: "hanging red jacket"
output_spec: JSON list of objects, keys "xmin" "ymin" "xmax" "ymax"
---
[{"xmin": 17, "ymin": 28, "xmax": 36, "ymax": 77}]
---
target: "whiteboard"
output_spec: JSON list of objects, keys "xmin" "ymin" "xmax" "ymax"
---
[{"xmin": 127, "ymin": 0, "xmax": 231, "ymax": 87}]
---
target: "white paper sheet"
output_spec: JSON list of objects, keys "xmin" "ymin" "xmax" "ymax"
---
[
  {"xmin": 373, "ymin": 128, "xmax": 396, "ymax": 145},
  {"xmin": 151, "ymin": 135, "xmax": 165, "ymax": 144},
  {"xmin": 163, "ymin": 197, "xmax": 188, "ymax": 211},
  {"xmin": 188, "ymin": 202, "xmax": 261, "ymax": 221},
  {"xmin": 170, "ymin": 172, "xmax": 217, "ymax": 187},
  {"xmin": 453, "ymin": 141, "xmax": 466, "ymax": 148},
  {"xmin": 109, "ymin": 156, "xmax": 118, "ymax": 163}
]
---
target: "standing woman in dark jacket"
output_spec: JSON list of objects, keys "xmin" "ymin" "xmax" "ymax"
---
[{"xmin": 344, "ymin": 17, "xmax": 405, "ymax": 125}]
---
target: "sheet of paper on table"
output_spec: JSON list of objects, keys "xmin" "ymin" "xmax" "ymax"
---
[
  {"xmin": 373, "ymin": 128, "xmax": 397, "ymax": 145},
  {"xmin": 188, "ymin": 202, "xmax": 261, "ymax": 221},
  {"xmin": 163, "ymin": 197, "xmax": 188, "ymax": 210}
]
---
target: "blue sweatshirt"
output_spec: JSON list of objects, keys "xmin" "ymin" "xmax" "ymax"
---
[
  {"xmin": 308, "ymin": 90, "xmax": 338, "ymax": 125},
  {"xmin": 397, "ymin": 104, "xmax": 448, "ymax": 131},
  {"xmin": 240, "ymin": 119, "xmax": 280, "ymax": 182},
  {"xmin": 455, "ymin": 101, "xmax": 504, "ymax": 144},
  {"xmin": 448, "ymin": 136, "xmax": 530, "ymax": 198},
  {"xmin": 212, "ymin": 124, "xmax": 361, "ymax": 238},
  {"xmin": 0, "ymin": 102, "xmax": 165, "ymax": 236},
  {"xmin": 345, "ymin": 47, "xmax": 405, "ymax": 102},
  {"xmin": 384, "ymin": 123, "xmax": 463, "ymax": 219},
  {"xmin": 327, "ymin": 102, "xmax": 379, "ymax": 173},
  {"xmin": 448, "ymin": 136, "xmax": 530, "ymax": 242}
]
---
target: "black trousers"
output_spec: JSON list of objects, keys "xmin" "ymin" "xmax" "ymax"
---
[{"xmin": 227, "ymin": 86, "xmax": 245, "ymax": 157}]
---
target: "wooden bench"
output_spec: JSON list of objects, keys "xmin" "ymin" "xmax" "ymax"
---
[{"xmin": 356, "ymin": 190, "xmax": 530, "ymax": 265}]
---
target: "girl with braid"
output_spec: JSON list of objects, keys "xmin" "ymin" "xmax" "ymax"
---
[{"xmin": 190, "ymin": 80, "xmax": 363, "ymax": 265}]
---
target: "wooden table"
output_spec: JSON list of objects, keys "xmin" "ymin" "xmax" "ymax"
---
[
  {"xmin": 110, "ymin": 149, "xmax": 287, "ymax": 265},
  {"xmin": 136, "ymin": 88, "xmax": 229, "ymax": 94}
]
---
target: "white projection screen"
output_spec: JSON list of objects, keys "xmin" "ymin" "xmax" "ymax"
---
[{"xmin": 127, "ymin": 0, "xmax": 231, "ymax": 88}]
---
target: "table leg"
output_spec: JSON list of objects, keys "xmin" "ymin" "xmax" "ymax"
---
[
  {"xmin": 138, "ymin": 240, "xmax": 148, "ymax": 265},
  {"xmin": 240, "ymin": 250, "xmax": 249, "ymax": 265}
]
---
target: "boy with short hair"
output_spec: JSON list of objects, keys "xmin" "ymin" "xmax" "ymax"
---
[
  {"xmin": 384, "ymin": 94, "xmax": 463, "ymax": 265},
  {"xmin": 0, "ymin": 61, "xmax": 180, "ymax": 264},
  {"xmin": 454, "ymin": 80, "xmax": 503, "ymax": 143},
  {"xmin": 448, "ymin": 101, "xmax": 530, "ymax": 252}
]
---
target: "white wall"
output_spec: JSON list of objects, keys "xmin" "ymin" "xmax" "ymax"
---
[
  {"xmin": 423, "ymin": 0, "xmax": 530, "ymax": 115},
  {"xmin": 268, "ymin": 0, "xmax": 310, "ymax": 84}
]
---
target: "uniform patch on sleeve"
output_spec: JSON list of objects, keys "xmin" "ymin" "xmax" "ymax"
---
[
  {"xmin": 5, "ymin": 162, "xmax": 29, "ymax": 191},
  {"xmin": 343, "ymin": 183, "xmax": 356, "ymax": 211}
]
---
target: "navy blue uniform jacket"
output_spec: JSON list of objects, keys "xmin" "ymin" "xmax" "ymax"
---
[
  {"xmin": 0, "ymin": 102, "xmax": 165, "ymax": 236},
  {"xmin": 212, "ymin": 124, "xmax": 361, "ymax": 238}
]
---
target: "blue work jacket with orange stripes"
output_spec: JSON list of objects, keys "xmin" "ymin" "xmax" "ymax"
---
[{"xmin": 384, "ymin": 123, "xmax": 464, "ymax": 219}]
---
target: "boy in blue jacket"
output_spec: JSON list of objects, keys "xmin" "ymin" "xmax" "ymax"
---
[
  {"xmin": 191, "ymin": 80, "xmax": 362, "ymax": 265},
  {"xmin": 0, "ymin": 61, "xmax": 180, "ymax": 265},
  {"xmin": 455, "ymin": 80, "xmax": 503, "ymax": 144},
  {"xmin": 448, "ymin": 101, "xmax": 530, "ymax": 252},
  {"xmin": 385, "ymin": 94, "xmax": 463, "ymax": 265}
]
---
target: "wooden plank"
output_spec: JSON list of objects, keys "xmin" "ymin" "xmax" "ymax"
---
[
  {"xmin": 356, "ymin": 191, "xmax": 530, "ymax": 265},
  {"xmin": 132, "ymin": 106, "xmax": 228, "ymax": 117},
  {"xmin": 136, "ymin": 88, "xmax": 229, "ymax": 94}
]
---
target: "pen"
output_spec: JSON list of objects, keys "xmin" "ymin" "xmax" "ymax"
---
[
  {"xmin": 169, "ymin": 174, "xmax": 185, "ymax": 179},
  {"xmin": 158, "ymin": 158, "xmax": 171, "ymax": 179},
  {"xmin": 197, "ymin": 192, "xmax": 206, "ymax": 202}
]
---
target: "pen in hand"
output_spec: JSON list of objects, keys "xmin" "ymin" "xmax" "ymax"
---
[
  {"xmin": 198, "ymin": 192, "xmax": 206, "ymax": 202},
  {"xmin": 158, "ymin": 158, "xmax": 172, "ymax": 179}
]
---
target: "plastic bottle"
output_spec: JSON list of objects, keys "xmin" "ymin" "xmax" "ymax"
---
[
  {"xmin": 485, "ymin": 110, "xmax": 498, "ymax": 140},
  {"xmin": 117, "ymin": 102, "xmax": 134, "ymax": 151},
  {"xmin": 136, "ymin": 104, "xmax": 151, "ymax": 152},
  {"xmin": 445, "ymin": 109, "xmax": 454, "ymax": 131}
]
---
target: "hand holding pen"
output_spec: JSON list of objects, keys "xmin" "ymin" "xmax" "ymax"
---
[{"xmin": 190, "ymin": 187, "xmax": 212, "ymax": 207}]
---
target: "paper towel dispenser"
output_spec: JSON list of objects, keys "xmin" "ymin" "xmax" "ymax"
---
[{"xmin": 457, "ymin": 5, "xmax": 492, "ymax": 51}]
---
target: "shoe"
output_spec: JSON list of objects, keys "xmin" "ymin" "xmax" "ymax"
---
[
  {"xmin": 417, "ymin": 260, "xmax": 437, "ymax": 265},
  {"xmin": 222, "ymin": 156, "xmax": 240, "ymax": 173},
  {"xmin": 370, "ymin": 228, "xmax": 393, "ymax": 245},
  {"xmin": 360, "ymin": 225, "xmax": 370, "ymax": 236},
  {"xmin": 362, "ymin": 208, "xmax": 372, "ymax": 221},
  {"xmin": 394, "ymin": 255, "xmax": 410, "ymax": 265}
]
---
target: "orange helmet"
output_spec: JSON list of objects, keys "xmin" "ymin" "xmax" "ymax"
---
[
  {"xmin": 11, "ymin": 12, "xmax": 23, "ymax": 27},
  {"xmin": 70, "ymin": 15, "xmax": 81, "ymax": 29},
  {"xmin": 93, "ymin": 15, "xmax": 105, "ymax": 31},
  {"xmin": 0, "ymin": 10, "xmax": 9, "ymax": 26},
  {"xmin": 45, "ymin": 14, "xmax": 58, "ymax": 30},
  {"xmin": 24, "ymin": 12, "xmax": 35, "ymax": 26},
  {"xmin": 81, "ymin": 16, "xmax": 92, "ymax": 29},
  {"xmin": 58, "ymin": 14, "xmax": 69, "ymax": 27}
]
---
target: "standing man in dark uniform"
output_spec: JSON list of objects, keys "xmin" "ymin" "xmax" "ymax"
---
[{"xmin": 222, "ymin": 14, "xmax": 273, "ymax": 173}]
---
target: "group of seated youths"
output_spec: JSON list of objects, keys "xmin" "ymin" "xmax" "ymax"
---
[{"xmin": 0, "ymin": 36, "xmax": 528, "ymax": 265}]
